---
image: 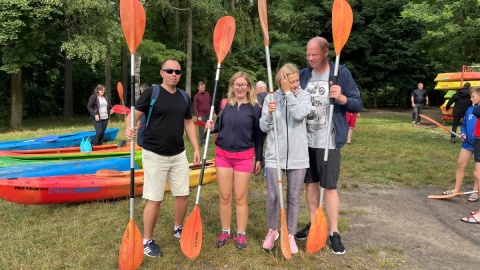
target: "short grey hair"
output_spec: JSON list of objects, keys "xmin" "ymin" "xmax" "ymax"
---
[{"xmin": 256, "ymin": 81, "xmax": 267, "ymax": 89}]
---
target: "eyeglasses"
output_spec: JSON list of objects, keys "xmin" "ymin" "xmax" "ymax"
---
[
  {"xmin": 162, "ymin": 69, "xmax": 182, "ymax": 75},
  {"xmin": 233, "ymin": 83, "xmax": 249, "ymax": 89}
]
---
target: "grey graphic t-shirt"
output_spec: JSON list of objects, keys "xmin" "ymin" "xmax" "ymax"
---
[{"xmin": 305, "ymin": 69, "xmax": 335, "ymax": 149}]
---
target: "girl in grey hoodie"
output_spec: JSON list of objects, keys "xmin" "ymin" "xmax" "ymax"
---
[{"xmin": 259, "ymin": 63, "xmax": 311, "ymax": 254}]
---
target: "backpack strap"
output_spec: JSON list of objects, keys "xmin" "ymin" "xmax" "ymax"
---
[
  {"xmin": 177, "ymin": 88, "xmax": 190, "ymax": 109},
  {"xmin": 146, "ymin": 85, "xmax": 160, "ymax": 127},
  {"xmin": 145, "ymin": 85, "xmax": 190, "ymax": 127}
]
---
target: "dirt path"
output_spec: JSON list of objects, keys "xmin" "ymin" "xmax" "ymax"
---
[
  {"xmin": 339, "ymin": 108, "xmax": 480, "ymax": 269},
  {"xmin": 341, "ymin": 184, "xmax": 480, "ymax": 269}
]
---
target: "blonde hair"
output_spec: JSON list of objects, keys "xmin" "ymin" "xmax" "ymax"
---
[
  {"xmin": 470, "ymin": 86, "xmax": 480, "ymax": 95},
  {"xmin": 227, "ymin": 71, "xmax": 256, "ymax": 106},
  {"xmin": 275, "ymin": 63, "xmax": 299, "ymax": 89}
]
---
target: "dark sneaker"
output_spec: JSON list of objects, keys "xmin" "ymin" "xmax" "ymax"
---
[
  {"xmin": 234, "ymin": 234, "xmax": 247, "ymax": 250},
  {"xmin": 329, "ymin": 232, "xmax": 346, "ymax": 255},
  {"xmin": 144, "ymin": 239, "xmax": 163, "ymax": 257},
  {"xmin": 173, "ymin": 226, "xmax": 183, "ymax": 240},
  {"xmin": 294, "ymin": 222, "xmax": 310, "ymax": 240},
  {"xmin": 215, "ymin": 232, "xmax": 231, "ymax": 248}
]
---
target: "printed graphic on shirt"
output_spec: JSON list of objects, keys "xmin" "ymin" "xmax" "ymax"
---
[{"xmin": 305, "ymin": 80, "xmax": 329, "ymax": 126}]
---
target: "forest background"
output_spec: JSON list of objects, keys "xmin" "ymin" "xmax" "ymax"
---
[{"xmin": 0, "ymin": 0, "xmax": 478, "ymax": 129}]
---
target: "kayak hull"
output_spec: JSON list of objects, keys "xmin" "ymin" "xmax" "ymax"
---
[
  {"xmin": 434, "ymin": 72, "xmax": 480, "ymax": 82},
  {"xmin": 0, "ymin": 128, "xmax": 119, "ymax": 150},
  {"xmin": 0, "ymin": 156, "xmax": 139, "ymax": 178},
  {"xmin": 0, "ymin": 164, "xmax": 216, "ymax": 205}
]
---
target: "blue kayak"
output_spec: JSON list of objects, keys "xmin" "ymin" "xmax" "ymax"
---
[
  {"xmin": 0, "ymin": 128, "xmax": 119, "ymax": 150},
  {"xmin": 0, "ymin": 156, "xmax": 139, "ymax": 179}
]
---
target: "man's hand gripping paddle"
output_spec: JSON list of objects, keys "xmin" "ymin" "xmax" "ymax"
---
[
  {"xmin": 180, "ymin": 16, "xmax": 236, "ymax": 259},
  {"xmin": 118, "ymin": 0, "xmax": 146, "ymax": 269}
]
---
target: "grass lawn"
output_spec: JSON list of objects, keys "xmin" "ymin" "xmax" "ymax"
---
[{"xmin": 0, "ymin": 110, "xmax": 469, "ymax": 269}]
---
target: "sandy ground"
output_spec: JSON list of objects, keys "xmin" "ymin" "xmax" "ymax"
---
[{"xmin": 339, "ymin": 108, "xmax": 480, "ymax": 269}]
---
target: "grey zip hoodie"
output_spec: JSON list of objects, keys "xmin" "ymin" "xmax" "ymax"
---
[{"xmin": 259, "ymin": 88, "xmax": 311, "ymax": 169}]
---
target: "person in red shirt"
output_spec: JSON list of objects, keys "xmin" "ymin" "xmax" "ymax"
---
[{"xmin": 193, "ymin": 81, "xmax": 212, "ymax": 146}]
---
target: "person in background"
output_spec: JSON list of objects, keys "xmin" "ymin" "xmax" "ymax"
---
[
  {"xmin": 462, "ymin": 86, "xmax": 480, "ymax": 223},
  {"xmin": 442, "ymin": 98, "xmax": 479, "ymax": 201},
  {"xmin": 256, "ymin": 81, "xmax": 268, "ymax": 108},
  {"xmin": 193, "ymin": 81, "xmax": 212, "ymax": 147},
  {"xmin": 346, "ymin": 112, "xmax": 360, "ymax": 144},
  {"xmin": 205, "ymin": 71, "xmax": 263, "ymax": 251},
  {"xmin": 259, "ymin": 63, "xmax": 310, "ymax": 254},
  {"xmin": 125, "ymin": 59, "xmax": 200, "ymax": 257},
  {"xmin": 295, "ymin": 37, "xmax": 362, "ymax": 255},
  {"xmin": 87, "ymin": 84, "xmax": 112, "ymax": 145},
  {"xmin": 411, "ymin": 83, "xmax": 429, "ymax": 125},
  {"xmin": 446, "ymin": 82, "xmax": 472, "ymax": 143}
]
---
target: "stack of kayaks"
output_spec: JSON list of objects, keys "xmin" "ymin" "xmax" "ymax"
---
[
  {"xmin": 434, "ymin": 71, "xmax": 480, "ymax": 121},
  {"xmin": 0, "ymin": 129, "xmax": 218, "ymax": 205}
]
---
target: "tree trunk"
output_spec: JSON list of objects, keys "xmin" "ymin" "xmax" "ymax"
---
[
  {"xmin": 121, "ymin": 45, "xmax": 128, "ymax": 105},
  {"xmin": 63, "ymin": 56, "xmax": 73, "ymax": 117},
  {"xmin": 185, "ymin": 6, "xmax": 192, "ymax": 98},
  {"xmin": 175, "ymin": 0, "xmax": 180, "ymax": 45},
  {"xmin": 134, "ymin": 54, "xmax": 142, "ymax": 101},
  {"xmin": 230, "ymin": 0, "xmax": 234, "ymax": 13},
  {"xmin": 10, "ymin": 69, "xmax": 23, "ymax": 130},
  {"xmin": 105, "ymin": 46, "xmax": 112, "ymax": 103}
]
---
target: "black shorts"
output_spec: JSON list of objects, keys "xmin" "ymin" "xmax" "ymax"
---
[
  {"xmin": 474, "ymin": 139, "xmax": 480, "ymax": 162},
  {"xmin": 304, "ymin": 147, "xmax": 341, "ymax": 189}
]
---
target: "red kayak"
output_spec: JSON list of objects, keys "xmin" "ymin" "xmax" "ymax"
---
[{"xmin": 0, "ymin": 161, "xmax": 216, "ymax": 205}]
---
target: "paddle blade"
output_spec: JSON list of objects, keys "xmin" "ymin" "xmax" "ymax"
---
[
  {"xmin": 213, "ymin": 16, "xmax": 236, "ymax": 64},
  {"xmin": 117, "ymin": 82, "xmax": 124, "ymax": 102},
  {"xmin": 180, "ymin": 205, "xmax": 203, "ymax": 259},
  {"xmin": 112, "ymin": 105, "xmax": 131, "ymax": 115},
  {"xmin": 120, "ymin": 0, "xmax": 146, "ymax": 54},
  {"xmin": 332, "ymin": 0, "xmax": 353, "ymax": 56},
  {"xmin": 280, "ymin": 209, "xmax": 292, "ymax": 259},
  {"xmin": 258, "ymin": 0, "xmax": 269, "ymax": 46},
  {"xmin": 428, "ymin": 190, "xmax": 478, "ymax": 199},
  {"xmin": 194, "ymin": 121, "xmax": 205, "ymax": 127},
  {"xmin": 306, "ymin": 206, "xmax": 329, "ymax": 253},
  {"xmin": 118, "ymin": 219, "xmax": 144, "ymax": 270}
]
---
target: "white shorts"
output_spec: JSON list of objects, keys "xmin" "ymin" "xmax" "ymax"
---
[{"xmin": 142, "ymin": 149, "xmax": 189, "ymax": 201}]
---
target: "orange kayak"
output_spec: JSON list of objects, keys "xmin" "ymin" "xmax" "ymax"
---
[{"xmin": 0, "ymin": 163, "xmax": 216, "ymax": 205}]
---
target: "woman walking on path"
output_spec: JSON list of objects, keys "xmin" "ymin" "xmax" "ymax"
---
[
  {"xmin": 205, "ymin": 71, "xmax": 263, "ymax": 250},
  {"xmin": 87, "ymin": 84, "xmax": 112, "ymax": 145},
  {"xmin": 259, "ymin": 63, "xmax": 310, "ymax": 254}
]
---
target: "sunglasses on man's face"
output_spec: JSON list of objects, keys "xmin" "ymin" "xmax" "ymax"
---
[{"xmin": 162, "ymin": 69, "xmax": 182, "ymax": 75}]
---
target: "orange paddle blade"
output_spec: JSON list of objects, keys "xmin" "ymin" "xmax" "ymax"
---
[
  {"xmin": 118, "ymin": 219, "xmax": 144, "ymax": 270},
  {"xmin": 180, "ymin": 205, "xmax": 203, "ymax": 258},
  {"xmin": 117, "ymin": 82, "xmax": 124, "ymax": 102},
  {"xmin": 120, "ymin": 0, "xmax": 146, "ymax": 54},
  {"xmin": 306, "ymin": 206, "xmax": 329, "ymax": 253},
  {"xmin": 332, "ymin": 0, "xmax": 353, "ymax": 56},
  {"xmin": 213, "ymin": 16, "xmax": 236, "ymax": 64},
  {"xmin": 258, "ymin": 0, "xmax": 269, "ymax": 46},
  {"xmin": 280, "ymin": 209, "xmax": 292, "ymax": 259},
  {"xmin": 419, "ymin": 114, "xmax": 450, "ymax": 133}
]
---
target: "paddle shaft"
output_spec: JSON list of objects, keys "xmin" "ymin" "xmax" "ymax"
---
[
  {"xmin": 419, "ymin": 114, "xmax": 474, "ymax": 146},
  {"xmin": 194, "ymin": 65, "xmax": 221, "ymax": 205},
  {"xmin": 129, "ymin": 53, "xmax": 136, "ymax": 218}
]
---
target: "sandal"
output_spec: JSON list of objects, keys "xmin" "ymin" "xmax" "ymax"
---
[
  {"xmin": 461, "ymin": 215, "xmax": 480, "ymax": 224},
  {"xmin": 470, "ymin": 211, "xmax": 477, "ymax": 215},
  {"xmin": 468, "ymin": 194, "xmax": 479, "ymax": 202},
  {"xmin": 442, "ymin": 190, "xmax": 454, "ymax": 195}
]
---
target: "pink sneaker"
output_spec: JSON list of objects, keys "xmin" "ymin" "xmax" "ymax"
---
[
  {"xmin": 262, "ymin": 229, "xmax": 279, "ymax": 250},
  {"xmin": 289, "ymin": 234, "xmax": 298, "ymax": 254}
]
